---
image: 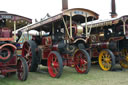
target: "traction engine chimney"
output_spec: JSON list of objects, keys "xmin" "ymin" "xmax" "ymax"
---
[
  {"xmin": 62, "ymin": 0, "xmax": 68, "ymax": 11},
  {"xmin": 110, "ymin": 0, "xmax": 117, "ymax": 18}
]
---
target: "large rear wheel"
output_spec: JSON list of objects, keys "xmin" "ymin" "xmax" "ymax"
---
[
  {"xmin": 120, "ymin": 48, "xmax": 128, "ymax": 68},
  {"xmin": 47, "ymin": 51, "xmax": 63, "ymax": 78},
  {"xmin": 99, "ymin": 49, "xmax": 115, "ymax": 71},
  {"xmin": 22, "ymin": 41, "xmax": 38, "ymax": 72},
  {"xmin": 74, "ymin": 49, "xmax": 91, "ymax": 74}
]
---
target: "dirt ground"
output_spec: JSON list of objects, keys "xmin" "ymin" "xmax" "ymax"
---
[{"xmin": 0, "ymin": 65, "xmax": 128, "ymax": 85}]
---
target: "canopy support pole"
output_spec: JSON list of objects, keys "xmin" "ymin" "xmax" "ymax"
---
[
  {"xmin": 70, "ymin": 12, "xmax": 72, "ymax": 38},
  {"xmin": 62, "ymin": 17, "xmax": 70, "ymax": 39},
  {"xmin": 123, "ymin": 21, "xmax": 126, "ymax": 35},
  {"xmin": 52, "ymin": 23, "xmax": 54, "ymax": 35},
  {"xmin": 14, "ymin": 21, "xmax": 16, "ymax": 42},
  {"xmin": 85, "ymin": 13, "xmax": 88, "ymax": 37}
]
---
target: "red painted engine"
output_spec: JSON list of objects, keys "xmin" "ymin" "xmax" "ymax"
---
[
  {"xmin": 0, "ymin": 28, "xmax": 16, "ymax": 63},
  {"xmin": 0, "ymin": 27, "xmax": 28, "ymax": 81}
]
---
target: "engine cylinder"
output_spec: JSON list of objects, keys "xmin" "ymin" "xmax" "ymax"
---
[{"xmin": 91, "ymin": 41, "xmax": 117, "ymax": 50}]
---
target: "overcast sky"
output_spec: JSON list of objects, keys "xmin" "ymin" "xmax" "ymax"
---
[{"xmin": 0, "ymin": 0, "xmax": 128, "ymax": 22}]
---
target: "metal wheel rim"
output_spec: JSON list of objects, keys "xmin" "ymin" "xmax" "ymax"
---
[
  {"xmin": 17, "ymin": 59, "xmax": 24, "ymax": 80},
  {"xmin": 120, "ymin": 48, "xmax": 128, "ymax": 68},
  {"xmin": 22, "ymin": 42, "xmax": 32, "ymax": 71},
  {"xmin": 99, "ymin": 50, "xmax": 112, "ymax": 71},
  {"xmin": 74, "ymin": 50, "xmax": 88, "ymax": 73},
  {"xmin": 48, "ymin": 53, "xmax": 60, "ymax": 77}
]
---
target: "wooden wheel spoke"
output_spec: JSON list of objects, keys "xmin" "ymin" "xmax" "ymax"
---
[
  {"xmin": 75, "ymin": 58, "xmax": 79, "ymax": 65},
  {"xmin": 79, "ymin": 63, "xmax": 82, "ymax": 68},
  {"xmin": 26, "ymin": 44, "xmax": 29, "ymax": 48},
  {"xmin": 54, "ymin": 56, "xmax": 57, "ymax": 62},
  {"xmin": 74, "ymin": 49, "xmax": 90, "ymax": 74},
  {"xmin": 105, "ymin": 63, "xmax": 111, "ymax": 69},
  {"xmin": 77, "ymin": 57, "xmax": 86, "ymax": 69},
  {"xmin": 120, "ymin": 49, "xmax": 128, "ymax": 68},
  {"xmin": 107, "ymin": 54, "xmax": 110, "ymax": 58},
  {"xmin": 53, "ymin": 67, "xmax": 58, "ymax": 73},
  {"xmin": 29, "ymin": 51, "xmax": 32, "ymax": 56},
  {"xmin": 51, "ymin": 55, "xmax": 54, "ymax": 62},
  {"xmin": 28, "ymin": 47, "xmax": 31, "ymax": 53},
  {"xmin": 99, "ymin": 49, "xmax": 115, "ymax": 71},
  {"xmin": 48, "ymin": 51, "xmax": 63, "ymax": 78},
  {"xmin": 24, "ymin": 48, "xmax": 28, "ymax": 52},
  {"xmin": 79, "ymin": 63, "xmax": 86, "ymax": 71},
  {"xmin": 102, "ymin": 55, "xmax": 105, "ymax": 59},
  {"xmin": 107, "ymin": 63, "xmax": 111, "ymax": 67},
  {"xmin": 82, "ymin": 64, "xmax": 86, "ymax": 71},
  {"xmin": 103, "ymin": 53, "xmax": 106, "ymax": 57}
]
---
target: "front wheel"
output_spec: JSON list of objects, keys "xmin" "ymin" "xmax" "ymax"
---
[
  {"xmin": 74, "ymin": 49, "xmax": 91, "ymax": 74},
  {"xmin": 17, "ymin": 57, "xmax": 28, "ymax": 81},
  {"xmin": 99, "ymin": 49, "xmax": 115, "ymax": 71},
  {"xmin": 47, "ymin": 51, "xmax": 63, "ymax": 78}
]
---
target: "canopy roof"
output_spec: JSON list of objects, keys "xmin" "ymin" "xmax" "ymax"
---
[
  {"xmin": 0, "ymin": 11, "xmax": 32, "ymax": 30},
  {"xmin": 18, "ymin": 8, "xmax": 99, "ymax": 32},
  {"xmin": 83, "ymin": 15, "xmax": 128, "ymax": 28}
]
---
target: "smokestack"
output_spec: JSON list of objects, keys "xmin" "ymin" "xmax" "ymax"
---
[
  {"xmin": 62, "ymin": 0, "xmax": 68, "ymax": 11},
  {"xmin": 110, "ymin": 0, "xmax": 117, "ymax": 18}
]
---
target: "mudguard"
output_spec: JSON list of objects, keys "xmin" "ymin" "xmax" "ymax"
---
[{"xmin": 0, "ymin": 43, "xmax": 16, "ymax": 63}]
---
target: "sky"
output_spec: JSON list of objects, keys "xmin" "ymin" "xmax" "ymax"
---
[{"xmin": 0, "ymin": 0, "xmax": 128, "ymax": 23}]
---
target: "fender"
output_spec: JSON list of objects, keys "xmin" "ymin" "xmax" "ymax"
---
[
  {"xmin": 0, "ymin": 43, "xmax": 17, "ymax": 63},
  {"xmin": 73, "ymin": 38, "xmax": 87, "ymax": 44},
  {"xmin": 0, "ymin": 43, "xmax": 17, "ymax": 50}
]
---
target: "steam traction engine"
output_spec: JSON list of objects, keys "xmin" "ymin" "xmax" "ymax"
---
[
  {"xmin": 0, "ymin": 11, "xmax": 31, "ymax": 80},
  {"xmin": 85, "ymin": 15, "xmax": 128, "ymax": 71},
  {"xmin": 21, "ymin": 8, "xmax": 99, "ymax": 78}
]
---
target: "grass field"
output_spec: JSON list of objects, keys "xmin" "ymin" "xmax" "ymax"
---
[{"xmin": 0, "ymin": 65, "xmax": 128, "ymax": 85}]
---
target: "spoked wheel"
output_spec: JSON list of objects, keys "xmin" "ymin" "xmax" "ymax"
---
[
  {"xmin": 17, "ymin": 57, "xmax": 28, "ymax": 81},
  {"xmin": 48, "ymin": 51, "xmax": 63, "ymax": 78},
  {"xmin": 0, "ymin": 47, "xmax": 13, "ymax": 63},
  {"xmin": 22, "ymin": 41, "xmax": 38, "ymax": 72},
  {"xmin": 120, "ymin": 48, "xmax": 128, "ymax": 68},
  {"xmin": 74, "ymin": 49, "xmax": 91, "ymax": 74},
  {"xmin": 99, "ymin": 49, "xmax": 115, "ymax": 71}
]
